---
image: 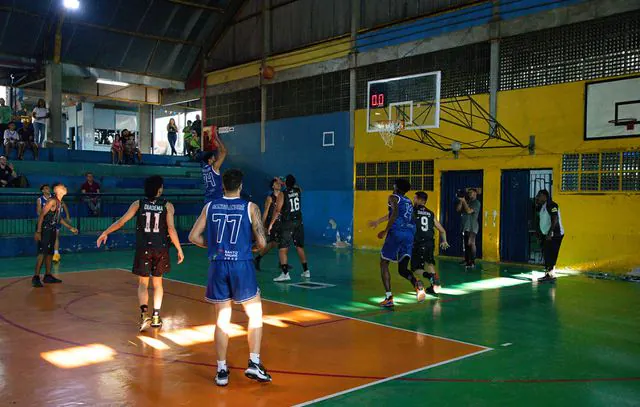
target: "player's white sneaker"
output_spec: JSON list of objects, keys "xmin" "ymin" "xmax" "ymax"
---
[
  {"xmin": 273, "ymin": 272, "xmax": 291, "ymax": 282},
  {"xmin": 301, "ymin": 270, "xmax": 311, "ymax": 279}
]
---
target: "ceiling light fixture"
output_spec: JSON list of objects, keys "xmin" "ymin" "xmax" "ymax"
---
[
  {"xmin": 63, "ymin": 0, "xmax": 80, "ymax": 10},
  {"xmin": 96, "ymin": 79, "xmax": 129, "ymax": 87}
]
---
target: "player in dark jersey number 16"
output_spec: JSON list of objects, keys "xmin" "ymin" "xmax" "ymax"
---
[
  {"xmin": 412, "ymin": 191, "xmax": 449, "ymax": 294},
  {"xmin": 189, "ymin": 169, "xmax": 272, "ymax": 386},
  {"xmin": 32, "ymin": 183, "xmax": 78, "ymax": 288},
  {"xmin": 201, "ymin": 131, "xmax": 227, "ymax": 203},
  {"xmin": 269, "ymin": 174, "xmax": 310, "ymax": 282},
  {"xmin": 97, "ymin": 176, "xmax": 184, "ymax": 332}
]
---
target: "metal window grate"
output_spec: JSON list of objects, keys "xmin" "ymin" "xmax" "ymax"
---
[
  {"xmin": 562, "ymin": 151, "xmax": 640, "ymax": 193},
  {"xmin": 267, "ymin": 70, "xmax": 350, "ymax": 120},
  {"xmin": 356, "ymin": 43, "xmax": 490, "ymax": 109},
  {"xmin": 501, "ymin": 11, "xmax": 640, "ymax": 90},
  {"xmin": 354, "ymin": 159, "xmax": 435, "ymax": 191},
  {"xmin": 205, "ymin": 87, "xmax": 261, "ymax": 127}
]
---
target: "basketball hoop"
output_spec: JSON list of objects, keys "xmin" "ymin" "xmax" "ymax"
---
[
  {"xmin": 609, "ymin": 118, "xmax": 638, "ymax": 131},
  {"xmin": 375, "ymin": 120, "xmax": 404, "ymax": 148}
]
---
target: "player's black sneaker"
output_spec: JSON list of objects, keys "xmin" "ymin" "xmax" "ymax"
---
[
  {"xmin": 43, "ymin": 274, "xmax": 62, "ymax": 284},
  {"xmin": 245, "ymin": 360, "xmax": 272, "ymax": 383},
  {"xmin": 151, "ymin": 314, "xmax": 163, "ymax": 328},
  {"xmin": 32, "ymin": 275, "xmax": 43, "ymax": 288},
  {"xmin": 215, "ymin": 369, "xmax": 229, "ymax": 386},
  {"xmin": 538, "ymin": 273, "xmax": 557, "ymax": 283}
]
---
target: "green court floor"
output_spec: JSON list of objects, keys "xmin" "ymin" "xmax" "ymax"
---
[{"xmin": 2, "ymin": 246, "xmax": 639, "ymax": 406}]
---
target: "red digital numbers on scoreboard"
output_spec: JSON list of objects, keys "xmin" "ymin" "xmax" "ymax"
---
[{"xmin": 370, "ymin": 93, "xmax": 385, "ymax": 107}]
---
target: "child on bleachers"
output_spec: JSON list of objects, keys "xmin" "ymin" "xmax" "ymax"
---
[
  {"xmin": 18, "ymin": 119, "xmax": 38, "ymax": 161},
  {"xmin": 112, "ymin": 133, "xmax": 123, "ymax": 164}
]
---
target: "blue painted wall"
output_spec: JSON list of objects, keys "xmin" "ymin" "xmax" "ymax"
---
[
  {"xmin": 357, "ymin": 0, "xmax": 584, "ymax": 52},
  {"xmin": 222, "ymin": 111, "xmax": 353, "ymax": 247}
]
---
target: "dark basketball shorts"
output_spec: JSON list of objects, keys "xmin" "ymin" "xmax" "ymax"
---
[
  {"xmin": 279, "ymin": 220, "xmax": 305, "ymax": 249},
  {"xmin": 132, "ymin": 247, "xmax": 171, "ymax": 277},
  {"xmin": 411, "ymin": 240, "xmax": 435, "ymax": 271},
  {"xmin": 37, "ymin": 228, "xmax": 57, "ymax": 255},
  {"xmin": 206, "ymin": 260, "xmax": 259, "ymax": 304},
  {"xmin": 268, "ymin": 220, "xmax": 282, "ymax": 243}
]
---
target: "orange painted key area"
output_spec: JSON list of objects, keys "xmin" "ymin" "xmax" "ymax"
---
[{"xmin": 0, "ymin": 270, "xmax": 486, "ymax": 406}]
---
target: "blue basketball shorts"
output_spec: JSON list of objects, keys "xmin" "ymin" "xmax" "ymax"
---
[
  {"xmin": 205, "ymin": 260, "xmax": 260, "ymax": 304},
  {"xmin": 380, "ymin": 228, "xmax": 414, "ymax": 262}
]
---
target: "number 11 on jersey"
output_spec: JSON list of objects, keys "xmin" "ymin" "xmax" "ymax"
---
[{"xmin": 144, "ymin": 212, "xmax": 161, "ymax": 233}]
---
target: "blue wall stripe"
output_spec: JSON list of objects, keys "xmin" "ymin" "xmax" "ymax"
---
[{"xmin": 356, "ymin": 0, "xmax": 585, "ymax": 53}]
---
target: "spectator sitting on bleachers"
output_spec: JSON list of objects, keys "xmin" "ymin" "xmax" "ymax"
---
[
  {"xmin": 187, "ymin": 129, "xmax": 201, "ymax": 160},
  {"xmin": 123, "ymin": 130, "xmax": 144, "ymax": 165},
  {"xmin": 111, "ymin": 133, "xmax": 123, "ymax": 164},
  {"xmin": 81, "ymin": 172, "xmax": 101, "ymax": 216},
  {"xmin": 0, "ymin": 155, "xmax": 28, "ymax": 187},
  {"xmin": 3, "ymin": 122, "xmax": 20, "ymax": 158},
  {"xmin": 18, "ymin": 119, "xmax": 38, "ymax": 160}
]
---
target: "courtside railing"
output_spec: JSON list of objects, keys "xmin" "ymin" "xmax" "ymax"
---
[{"xmin": 0, "ymin": 192, "xmax": 204, "ymax": 237}]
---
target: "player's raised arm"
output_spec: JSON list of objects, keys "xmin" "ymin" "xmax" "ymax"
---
[
  {"xmin": 166, "ymin": 202, "xmax": 184, "ymax": 264},
  {"xmin": 212, "ymin": 134, "xmax": 227, "ymax": 172},
  {"xmin": 268, "ymin": 193, "xmax": 284, "ymax": 233},
  {"xmin": 97, "ymin": 200, "xmax": 140, "ymax": 247},
  {"xmin": 250, "ymin": 202, "xmax": 267, "ymax": 252},
  {"xmin": 188, "ymin": 204, "xmax": 209, "ymax": 249}
]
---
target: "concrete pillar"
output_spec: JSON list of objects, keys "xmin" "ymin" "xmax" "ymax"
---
[
  {"xmin": 349, "ymin": 0, "xmax": 360, "ymax": 148},
  {"xmin": 45, "ymin": 63, "xmax": 66, "ymax": 146},
  {"xmin": 260, "ymin": 0, "xmax": 271, "ymax": 154},
  {"xmin": 139, "ymin": 104, "xmax": 152, "ymax": 154},
  {"xmin": 489, "ymin": 1, "xmax": 500, "ymax": 137}
]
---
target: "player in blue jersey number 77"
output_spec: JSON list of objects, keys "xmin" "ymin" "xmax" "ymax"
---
[
  {"xmin": 201, "ymin": 132, "xmax": 227, "ymax": 204},
  {"xmin": 369, "ymin": 178, "xmax": 426, "ymax": 307},
  {"xmin": 189, "ymin": 169, "xmax": 272, "ymax": 387}
]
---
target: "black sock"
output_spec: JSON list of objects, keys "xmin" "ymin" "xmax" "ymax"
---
[
  {"xmin": 140, "ymin": 305, "xmax": 148, "ymax": 313},
  {"xmin": 153, "ymin": 309, "xmax": 160, "ymax": 316},
  {"xmin": 302, "ymin": 262, "xmax": 308, "ymax": 271},
  {"xmin": 280, "ymin": 263, "xmax": 289, "ymax": 274}
]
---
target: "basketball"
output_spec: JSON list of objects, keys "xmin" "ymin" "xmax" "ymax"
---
[{"xmin": 261, "ymin": 65, "xmax": 275, "ymax": 80}]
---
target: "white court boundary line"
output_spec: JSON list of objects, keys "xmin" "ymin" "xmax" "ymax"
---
[
  {"xmin": 295, "ymin": 347, "xmax": 492, "ymax": 407},
  {"xmin": 154, "ymin": 272, "xmax": 495, "ymax": 406},
  {"xmin": 3, "ymin": 267, "xmax": 494, "ymax": 406}
]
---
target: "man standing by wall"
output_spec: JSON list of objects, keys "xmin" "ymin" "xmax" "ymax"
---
[
  {"xmin": 536, "ymin": 189, "xmax": 564, "ymax": 283},
  {"xmin": 456, "ymin": 188, "xmax": 481, "ymax": 269}
]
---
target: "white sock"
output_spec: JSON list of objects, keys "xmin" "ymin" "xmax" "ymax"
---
[
  {"xmin": 54, "ymin": 250, "xmax": 59, "ymax": 255},
  {"xmin": 249, "ymin": 353, "xmax": 260, "ymax": 364},
  {"xmin": 217, "ymin": 360, "xmax": 227, "ymax": 372},
  {"xmin": 385, "ymin": 292, "xmax": 392, "ymax": 298}
]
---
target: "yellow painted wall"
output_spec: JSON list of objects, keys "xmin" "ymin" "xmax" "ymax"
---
[
  {"xmin": 354, "ymin": 80, "xmax": 640, "ymax": 273},
  {"xmin": 206, "ymin": 38, "xmax": 350, "ymax": 86}
]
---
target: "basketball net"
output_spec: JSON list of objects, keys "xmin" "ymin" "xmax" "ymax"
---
[{"xmin": 375, "ymin": 120, "xmax": 404, "ymax": 148}]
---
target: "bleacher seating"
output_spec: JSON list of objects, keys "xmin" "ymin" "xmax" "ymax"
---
[{"xmin": 0, "ymin": 149, "xmax": 205, "ymax": 257}]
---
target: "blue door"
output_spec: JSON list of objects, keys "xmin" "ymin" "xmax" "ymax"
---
[
  {"xmin": 440, "ymin": 170, "xmax": 483, "ymax": 258},
  {"xmin": 500, "ymin": 170, "xmax": 530, "ymax": 263}
]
